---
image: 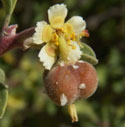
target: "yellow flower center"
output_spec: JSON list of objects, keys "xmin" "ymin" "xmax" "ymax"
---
[
  {"xmin": 51, "ymin": 32, "xmax": 59, "ymax": 46},
  {"xmin": 42, "ymin": 20, "xmax": 77, "ymax": 50}
]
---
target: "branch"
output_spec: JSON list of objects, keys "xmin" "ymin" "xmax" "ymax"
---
[{"xmin": 0, "ymin": 27, "xmax": 35, "ymax": 56}]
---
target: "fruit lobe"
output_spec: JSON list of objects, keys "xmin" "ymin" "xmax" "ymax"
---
[{"xmin": 44, "ymin": 61, "xmax": 98, "ymax": 106}]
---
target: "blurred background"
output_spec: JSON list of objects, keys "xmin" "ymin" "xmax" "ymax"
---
[{"xmin": 0, "ymin": 0, "xmax": 125, "ymax": 127}]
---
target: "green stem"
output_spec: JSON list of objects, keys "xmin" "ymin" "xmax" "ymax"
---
[{"xmin": 2, "ymin": 14, "xmax": 11, "ymax": 33}]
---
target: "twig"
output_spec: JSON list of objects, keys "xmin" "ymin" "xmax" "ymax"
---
[
  {"xmin": 2, "ymin": 14, "xmax": 11, "ymax": 33},
  {"xmin": 0, "ymin": 27, "xmax": 35, "ymax": 56}
]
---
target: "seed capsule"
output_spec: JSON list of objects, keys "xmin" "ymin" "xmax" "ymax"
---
[
  {"xmin": 76, "ymin": 62, "xmax": 98, "ymax": 99},
  {"xmin": 44, "ymin": 61, "xmax": 98, "ymax": 106}
]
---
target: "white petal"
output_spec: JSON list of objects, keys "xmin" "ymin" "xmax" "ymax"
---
[
  {"xmin": 48, "ymin": 4, "xmax": 67, "ymax": 24},
  {"xmin": 67, "ymin": 16, "xmax": 86, "ymax": 35},
  {"xmin": 67, "ymin": 41, "xmax": 82, "ymax": 62},
  {"xmin": 38, "ymin": 45, "xmax": 56, "ymax": 70},
  {"xmin": 33, "ymin": 21, "xmax": 47, "ymax": 44}
]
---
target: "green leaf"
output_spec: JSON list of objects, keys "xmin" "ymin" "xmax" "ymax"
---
[
  {"xmin": 2, "ymin": 0, "xmax": 18, "ymax": 15},
  {"xmin": 80, "ymin": 43, "xmax": 98, "ymax": 65},
  {"xmin": 0, "ymin": 84, "xmax": 8, "ymax": 119},
  {"xmin": 0, "ymin": 68, "xmax": 6, "ymax": 84},
  {"xmin": 1, "ymin": 0, "xmax": 11, "ymax": 14},
  {"xmin": 10, "ymin": 0, "xmax": 17, "ymax": 14},
  {"xmin": 0, "ymin": 68, "xmax": 8, "ymax": 119}
]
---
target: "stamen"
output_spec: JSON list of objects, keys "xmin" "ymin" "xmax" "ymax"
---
[
  {"xmin": 67, "ymin": 40, "xmax": 71, "ymax": 45},
  {"xmin": 55, "ymin": 41, "xmax": 59, "ymax": 46},
  {"xmin": 83, "ymin": 30, "xmax": 89, "ymax": 37},
  {"xmin": 70, "ymin": 33, "xmax": 76, "ymax": 41},
  {"xmin": 56, "ymin": 28, "xmax": 65, "ymax": 35},
  {"xmin": 72, "ymin": 46, "xmax": 76, "ymax": 49},
  {"xmin": 52, "ymin": 33, "xmax": 58, "ymax": 41},
  {"xmin": 64, "ymin": 33, "xmax": 71, "ymax": 44},
  {"xmin": 51, "ymin": 32, "xmax": 59, "ymax": 46},
  {"xmin": 78, "ymin": 30, "xmax": 90, "ymax": 38},
  {"xmin": 71, "ymin": 45, "xmax": 76, "ymax": 49},
  {"xmin": 67, "ymin": 44, "xmax": 76, "ymax": 50}
]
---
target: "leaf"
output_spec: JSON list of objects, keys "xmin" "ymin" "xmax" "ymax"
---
[
  {"xmin": 1, "ymin": 0, "xmax": 11, "ymax": 14},
  {"xmin": 80, "ymin": 43, "xmax": 98, "ymax": 65},
  {"xmin": 0, "ymin": 84, "xmax": 8, "ymax": 119},
  {"xmin": 2, "ymin": 0, "xmax": 18, "ymax": 15},
  {"xmin": 10, "ymin": 0, "xmax": 17, "ymax": 14},
  {"xmin": 0, "ymin": 68, "xmax": 8, "ymax": 119},
  {"xmin": 0, "ymin": 68, "xmax": 5, "ymax": 84}
]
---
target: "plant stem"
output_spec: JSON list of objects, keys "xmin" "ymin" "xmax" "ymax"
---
[
  {"xmin": 68, "ymin": 104, "xmax": 78, "ymax": 122},
  {"xmin": 0, "ymin": 27, "xmax": 35, "ymax": 56},
  {"xmin": 2, "ymin": 14, "xmax": 11, "ymax": 33}
]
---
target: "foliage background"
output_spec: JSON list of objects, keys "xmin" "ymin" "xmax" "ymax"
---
[{"xmin": 0, "ymin": 0, "xmax": 125, "ymax": 127}]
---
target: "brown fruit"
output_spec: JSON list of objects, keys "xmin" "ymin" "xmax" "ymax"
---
[
  {"xmin": 44, "ymin": 61, "xmax": 98, "ymax": 106},
  {"xmin": 76, "ymin": 62, "xmax": 98, "ymax": 99}
]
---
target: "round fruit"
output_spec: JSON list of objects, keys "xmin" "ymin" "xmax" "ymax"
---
[{"xmin": 44, "ymin": 61, "xmax": 98, "ymax": 106}]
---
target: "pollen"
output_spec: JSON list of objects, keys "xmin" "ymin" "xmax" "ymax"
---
[
  {"xmin": 64, "ymin": 33, "xmax": 71, "ymax": 44},
  {"xmin": 55, "ymin": 41, "xmax": 59, "ymax": 46},
  {"xmin": 67, "ymin": 40, "xmax": 71, "ymax": 45},
  {"xmin": 71, "ymin": 45, "xmax": 76, "ymax": 49},
  {"xmin": 70, "ymin": 33, "xmax": 76, "ymax": 41},
  {"xmin": 51, "ymin": 32, "xmax": 59, "ymax": 46},
  {"xmin": 53, "ymin": 33, "xmax": 58, "ymax": 41}
]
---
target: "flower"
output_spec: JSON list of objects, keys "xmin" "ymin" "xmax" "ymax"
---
[{"xmin": 33, "ymin": 4, "xmax": 86, "ymax": 70}]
